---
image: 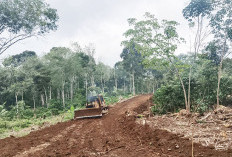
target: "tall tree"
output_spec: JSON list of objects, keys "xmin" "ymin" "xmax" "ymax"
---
[
  {"xmin": 183, "ymin": 0, "xmax": 213, "ymax": 111},
  {"xmin": 46, "ymin": 47, "xmax": 71, "ymax": 108},
  {"xmin": 209, "ymin": 0, "xmax": 232, "ymax": 107},
  {"xmin": 122, "ymin": 12, "xmax": 190, "ymax": 111},
  {"xmin": 120, "ymin": 44, "xmax": 144, "ymax": 95}
]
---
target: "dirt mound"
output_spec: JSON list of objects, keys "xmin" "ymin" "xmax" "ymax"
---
[
  {"xmin": 123, "ymin": 115, "xmax": 232, "ymax": 157},
  {"xmin": 0, "ymin": 95, "xmax": 231, "ymax": 157}
]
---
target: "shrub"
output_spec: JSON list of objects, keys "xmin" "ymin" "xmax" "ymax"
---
[{"xmin": 153, "ymin": 84, "xmax": 185, "ymax": 114}]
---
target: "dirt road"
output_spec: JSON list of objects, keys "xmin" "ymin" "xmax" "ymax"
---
[{"xmin": 0, "ymin": 95, "xmax": 231, "ymax": 157}]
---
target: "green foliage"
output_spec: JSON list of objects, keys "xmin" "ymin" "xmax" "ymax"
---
[
  {"xmin": 104, "ymin": 96, "xmax": 119, "ymax": 105},
  {"xmin": 195, "ymin": 102, "xmax": 208, "ymax": 115},
  {"xmin": 183, "ymin": 0, "xmax": 212, "ymax": 21},
  {"xmin": 48, "ymin": 99, "xmax": 63, "ymax": 115},
  {"xmin": 0, "ymin": 0, "xmax": 59, "ymax": 54},
  {"xmin": 153, "ymin": 83, "xmax": 185, "ymax": 114},
  {"xmin": 35, "ymin": 107, "xmax": 52, "ymax": 118},
  {"xmin": 3, "ymin": 51, "xmax": 37, "ymax": 67},
  {"xmin": 0, "ymin": 0, "xmax": 58, "ymax": 34},
  {"xmin": 65, "ymin": 105, "xmax": 75, "ymax": 120},
  {"xmin": 0, "ymin": 102, "xmax": 8, "ymax": 118},
  {"xmin": 220, "ymin": 77, "xmax": 232, "ymax": 105},
  {"xmin": 104, "ymin": 94, "xmax": 132, "ymax": 105},
  {"xmin": 122, "ymin": 12, "xmax": 184, "ymax": 68},
  {"xmin": 73, "ymin": 91, "xmax": 86, "ymax": 108}
]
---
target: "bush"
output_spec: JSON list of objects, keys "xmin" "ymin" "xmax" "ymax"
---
[
  {"xmin": 48, "ymin": 99, "xmax": 63, "ymax": 115},
  {"xmin": 21, "ymin": 109, "xmax": 34, "ymax": 119},
  {"xmin": 73, "ymin": 92, "xmax": 86, "ymax": 108},
  {"xmin": 220, "ymin": 77, "xmax": 232, "ymax": 106},
  {"xmin": 35, "ymin": 107, "xmax": 52, "ymax": 118},
  {"xmin": 153, "ymin": 84, "xmax": 185, "ymax": 114}
]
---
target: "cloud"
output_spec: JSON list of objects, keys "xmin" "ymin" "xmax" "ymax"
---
[{"xmin": 1, "ymin": 0, "xmax": 192, "ymax": 67}]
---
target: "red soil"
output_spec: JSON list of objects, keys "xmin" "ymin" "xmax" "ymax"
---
[{"xmin": 0, "ymin": 95, "xmax": 231, "ymax": 157}]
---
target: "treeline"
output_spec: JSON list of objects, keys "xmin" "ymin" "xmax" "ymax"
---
[
  {"xmin": 122, "ymin": 0, "xmax": 232, "ymax": 114},
  {"xmin": 0, "ymin": 43, "xmax": 157, "ymax": 120},
  {"xmin": 152, "ymin": 52, "xmax": 232, "ymax": 114}
]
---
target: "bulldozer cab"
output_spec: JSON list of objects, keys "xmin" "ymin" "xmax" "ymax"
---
[
  {"xmin": 74, "ymin": 95, "xmax": 106, "ymax": 119},
  {"xmin": 86, "ymin": 95, "xmax": 104, "ymax": 108}
]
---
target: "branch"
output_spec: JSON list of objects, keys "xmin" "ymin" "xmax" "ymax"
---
[
  {"xmin": 0, "ymin": 34, "xmax": 35, "ymax": 55},
  {"xmin": 1, "ymin": 33, "xmax": 27, "ymax": 48}
]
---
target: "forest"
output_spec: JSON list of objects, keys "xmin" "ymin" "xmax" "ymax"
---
[
  {"xmin": 0, "ymin": 0, "xmax": 232, "ymax": 148},
  {"xmin": 0, "ymin": 43, "xmax": 156, "ymax": 120}
]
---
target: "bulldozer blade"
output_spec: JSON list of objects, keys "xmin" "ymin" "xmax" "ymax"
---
[{"xmin": 74, "ymin": 108, "xmax": 102, "ymax": 119}]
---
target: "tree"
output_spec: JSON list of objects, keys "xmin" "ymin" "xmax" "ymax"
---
[
  {"xmin": 114, "ymin": 61, "xmax": 129, "ymax": 94},
  {"xmin": 0, "ymin": 0, "xmax": 58, "ymax": 55},
  {"xmin": 46, "ymin": 47, "xmax": 71, "ymax": 108},
  {"xmin": 122, "ymin": 12, "xmax": 190, "ymax": 111},
  {"xmin": 209, "ymin": 0, "xmax": 232, "ymax": 107},
  {"xmin": 3, "ymin": 50, "xmax": 36, "ymax": 67},
  {"xmin": 120, "ymin": 44, "xmax": 144, "ymax": 95},
  {"xmin": 95, "ymin": 62, "xmax": 111, "ymax": 93},
  {"xmin": 183, "ymin": 0, "xmax": 213, "ymax": 111}
]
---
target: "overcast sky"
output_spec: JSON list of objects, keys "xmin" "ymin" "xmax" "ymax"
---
[{"xmin": 1, "ymin": 0, "xmax": 192, "ymax": 67}]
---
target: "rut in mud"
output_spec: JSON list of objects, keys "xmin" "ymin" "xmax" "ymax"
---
[{"xmin": 0, "ymin": 95, "xmax": 231, "ymax": 157}]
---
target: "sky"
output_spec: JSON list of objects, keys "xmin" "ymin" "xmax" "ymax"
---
[{"xmin": 1, "ymin": 0, "xmax": 192, "ymax": 67}]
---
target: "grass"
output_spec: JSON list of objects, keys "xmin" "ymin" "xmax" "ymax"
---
[{"xmin": 0, "ymin": 111, "xmax": 74, "ymax": 139}]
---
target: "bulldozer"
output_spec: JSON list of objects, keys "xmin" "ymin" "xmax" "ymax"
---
[{"xmin": 74, "ymin": 95, "xmax": 108, "ymax": 119}]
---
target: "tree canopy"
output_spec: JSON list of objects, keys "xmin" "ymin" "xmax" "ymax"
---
[{"xmin": 0, "ymin": 0, "xmax": 58, "ymax": 55}]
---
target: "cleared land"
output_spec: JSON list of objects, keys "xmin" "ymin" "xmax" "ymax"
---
[{"xmin": 0, "ymin": 95, "xmax": 231, "ymax": 157}]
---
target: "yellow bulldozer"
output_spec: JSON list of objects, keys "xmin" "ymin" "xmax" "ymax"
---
[{"xmin": 74, "ymin": 95, "xmax": 108, "ymax": 119}]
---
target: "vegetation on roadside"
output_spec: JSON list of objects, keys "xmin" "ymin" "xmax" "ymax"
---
[{"xmin": 0, "ymin": 94, "xmax": 132, "ymax": 139}]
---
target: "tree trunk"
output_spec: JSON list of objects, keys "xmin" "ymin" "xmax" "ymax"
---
[
  {"xmin": 41, "ymin": 94, "xmax": 45, "ymax": 107},
  {"xmin": 103, "ymin": 79, "xmax": 105, "ymax": 93},
  {"xmin": 169, "ymin": 58, "xmax": 189, "ymax": 112},
  {"xmin": 187, "ymin": 66, "xmax": 192, "ymax": 111},
  {"xmin": 43, "ymin": 87, "xmax": 48, "ymax": 108},
  {"xmin": 101, "ymin": 75, "xmax": 104, "ymax": 93},
  {"xmin": 216, "ymin": 38, "xmax": 226, "ymax": 108},
  {"xmin": 70, "ymin": 77, "xmax": 74, "ymax": 102},
  {"xmin": 85, "ymin": 76, "xmax": 88, "ymax": 102},
  {"xmin": 49, "ymin": 86, "xmax": 52, "ymax": 100},
  {"xmin": 57, "ymin": 88, "xmax": 60, "ymax": 99},
  {"xmin": 123, "ymin": 78, "xmax": 126, "ymax": 95},
  {"xmin": 132, "ymin": 71, "xmax": 135, "ymax": 95},
  {"xmin": 114, "ymin": 68, "xmax": 117, "ymax": 90},
  {"xmin": 153, "ymin": 83, "xmax": 155, "ymax": 94},
  {"xmin": 15, "ymin": 92, "xmax": 18, "ymax": 119},
  {"xmin": 33, "ymin": 94, "xmax": 36, "ymax": 117},
  {"xmin": 91, "ymin": 75, "xmax": 94, "ymax": 87},
  {"xmin": 187, "ymin": 16, "xmax": 204, "ymax": 112},
  {"xmin": 178, "ymin": 73, "xmax": 188, "ymax": 112},
  {"xmin": 62, "ymin": 83, "xmax": 65, "ymax": 108},
  {"xmin": 33, "ymin": 95, "xmax": 36, "ymax": 111},
  {"xmin": 70, "ymin": 81, "xmax": 73, "ymax": 102},
  {"xmin": 217, "ymin": 63, "xmax": 222, "ymax": 107},
  {"xmin": 21, "ymin": 91, "xmax": 24, "ymax": 101},
  {"xmin": 77, "ymin": 79, "xmax": 79, "ymax": 90}
]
